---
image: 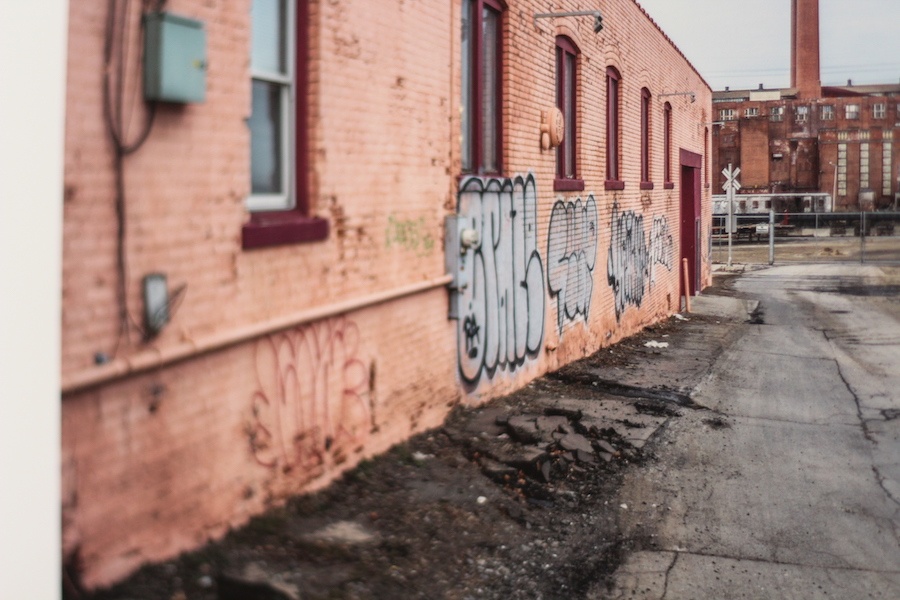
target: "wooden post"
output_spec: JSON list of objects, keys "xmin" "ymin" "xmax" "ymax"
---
[{"xmin": 682, "ymin": 258, "xmax": 692, "ymax": 313}]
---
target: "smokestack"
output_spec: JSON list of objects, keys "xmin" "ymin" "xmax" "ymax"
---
[{"xmin": 791, "ymin": 0, "xmax": 821, "ymax": 99}]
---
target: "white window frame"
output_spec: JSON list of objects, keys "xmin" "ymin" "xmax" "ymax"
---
[
  {"xmin": 860, "ymin": 142, "xmax": 870, "ymax": 189},
  {"xmin": 821, "ymin": 105, "xmax": 834, "ymax": 121},
  {"xmin": 845, "ymin": 104, "xmax": 860, "ymax": 120},
  {"xmin": 795, "ymin": 105, "xmax": 809, "ymax": 123},
  {"xmin": 719, "ymin": 108, "xmax": 735, "ymax": 121},
  {"xmin": 838, "ymin": 143, "xmax": 847, "ymax": 196},
  {"xmin": 874, "ymin": 103, "xmax": 886, "ymax": 119},
  {"xmin": 770, "ymin": 106, "xmax": 784, "ymax": 122},
  {"xmin": 248, "ymin": 0, "xmax": 295, "ymax": 212},
  {"xmin": 744, "ymin": 107, "xmax": 758, "ymax": 118}
]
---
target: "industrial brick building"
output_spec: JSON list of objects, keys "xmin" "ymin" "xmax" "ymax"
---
[
  {"xmin": 61, "ymin": 0, "xmax": 711, "ymax": 588},
  {"xmin": 712, "ymin": 0, "xmax": 900, "ymax": 212}
]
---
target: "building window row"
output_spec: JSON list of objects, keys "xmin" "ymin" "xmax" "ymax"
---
[{"xmin": 552, "ymin": 36, "xmax": 674, "ymax": 191}]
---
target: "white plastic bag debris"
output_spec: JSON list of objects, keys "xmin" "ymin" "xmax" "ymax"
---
[{"xmin": 644, "ymin": 340, "xmax": 669, "ymax": 349}]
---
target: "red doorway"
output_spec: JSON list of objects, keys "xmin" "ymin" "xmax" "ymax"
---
[{"xmin": 680, "ymin": 149, "xmax": 703, "ymax": 298}]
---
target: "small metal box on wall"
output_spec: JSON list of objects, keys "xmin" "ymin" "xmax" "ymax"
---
[{"xmin": 143, "ymin": 12, "xmax": 207, "ymax": 103}]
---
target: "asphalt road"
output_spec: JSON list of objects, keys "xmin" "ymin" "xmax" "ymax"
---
[{"xmin": 608, "ymin": 264, "xmax": 900, "ymax": 599}]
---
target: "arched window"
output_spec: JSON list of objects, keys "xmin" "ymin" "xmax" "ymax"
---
[
  {"xmin": 605, "ymin": 66, "xmax": 623, "ymax": 189},
  {"xmin": 641, "ymin": 87, "xmax": 653, "ymax": 189},
  {"xmin": 555, "ymin": 36, "xmax": 583, "ymax": 191},
  {"xmin": 663, "ymin": 101, "xmax": 674, "ymax": 189}
]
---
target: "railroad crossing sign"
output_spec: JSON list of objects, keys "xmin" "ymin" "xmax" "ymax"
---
[
  {"xmin": 722, "ymin": 165, "xmax": 741, "ymax": 193},
  {"xmin": 722, "ymin": 164, "xmax": 741, "ymax": 264}
]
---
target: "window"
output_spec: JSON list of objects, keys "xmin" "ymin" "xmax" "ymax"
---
[
  {"xmin": 663, "ymin": 102, "xmax": 673, "ymax": 189},
  {"xmin": 744, "ymin": 107, "xmax": 759, "ymax": 118},
  {"xmin": 846, "ymin": 104, "xmax": 860, "ymax": 120},
  {"xmin": 244, "ymin": 0, "xmax": 327, "ymax": 248},
  {"xmin": 719, "ymin": 108, "xmax": 735, "ymax": 121},
  {"xmin": 837, "ymin": 143, "xmax": 847, "ymax": 196},
  {"xmin": 461, "ymin": 0, "xmax": 503, "ymax": 175},
  {"xmin": 795, "ymin": 105, "xmax": 809, "ymax": 123},
  {"xmin": 821, "ymin": 105, "xmax": 834, "ymax": 121},
  {"xmin": 555, "ymin": 36, "xmax": 582, "ymax": 191},
  {"xmin": 605, "ymin": 66, "xmax": 622, "ymax": 189},
  {"xmin": 874, "ymin": 103, "xmax": 886, "ymax": 119},
  {"xmin": 640, "ymin": 88, "xmax": 652, "ymax": 189},
  {"xmin": 884, "ymin": 131, "xmax": 893, "ymax": 196},
  {"xmin": 860, "ymin": 143, "xmax": 870, "ymax": 189},
  {"xmin": 770, "ymin": 106, "xmax": 784, "ymax": 121},
  {"xmin": 249, "ymin": 0, "xmax": 292, "ymax": 210}
]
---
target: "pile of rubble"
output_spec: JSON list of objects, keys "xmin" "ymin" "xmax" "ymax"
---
[{"xmin": 449, "ymin": 403, "xmax": 644, "ymax": 491}]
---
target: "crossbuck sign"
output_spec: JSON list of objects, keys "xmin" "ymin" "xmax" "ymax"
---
[{"xmin": 722, "ymin": 164, "xmax": 741, "ymax": 234}]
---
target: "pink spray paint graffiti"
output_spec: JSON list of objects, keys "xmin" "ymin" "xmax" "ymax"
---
[{"xmin": 248, "ymin": 318, "xmax": 372, "ymax": 474}]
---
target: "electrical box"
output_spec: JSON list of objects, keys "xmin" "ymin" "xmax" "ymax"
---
[{"xmin": 143, "ymin": 12, "xmax": 207, "ymax": 103}]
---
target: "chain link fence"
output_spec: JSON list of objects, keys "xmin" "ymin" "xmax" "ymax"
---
[{"xmin": 712, "ymin": 211, "xmax": 900, "ymax": 265}]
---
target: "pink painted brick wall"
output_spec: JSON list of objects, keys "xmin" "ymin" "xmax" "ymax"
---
[{"xmin": 62, "ymin": 0, "xmax": 710, "ymax": 588}]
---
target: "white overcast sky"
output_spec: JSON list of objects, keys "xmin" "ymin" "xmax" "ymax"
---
[{"xmin": 635, "ymin": 0, "xmax": 900, "ymax": 91}]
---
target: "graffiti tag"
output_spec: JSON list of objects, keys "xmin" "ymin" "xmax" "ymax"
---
[
  {"xmin": 248, "ymin": 318, "xmax": 372, "ymax": 475},
  {"xmin": 386, "ymin": 215, "xmax": 435, "ymax": 256},
  {"xmin": 547, "ymin": 195, "xmax": 599, "ymax": 332},
  {"xmin": 607, "ymin": 204, "xmax": 674, "ymax": 320},
  {"xmin": 455, "ymin": 174, "xmax": 545, "ymax": 386}
]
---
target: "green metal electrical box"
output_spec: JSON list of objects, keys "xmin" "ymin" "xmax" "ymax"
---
[{"xmin": 143, "ymin": 12, "xmax": 207, "ymax": 103}]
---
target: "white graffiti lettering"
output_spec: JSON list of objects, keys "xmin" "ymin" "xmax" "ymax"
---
[
  {"xmin": 547, "ymin": 195, "xmax": 598, "ymax": 332},
  {"xmin": 456, "ymin": 174, "xmax": 545, "ymax": 386}
]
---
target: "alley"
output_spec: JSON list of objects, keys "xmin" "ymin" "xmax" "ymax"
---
[{"xmin": 609, "ymin": 264, "xmax": 900, "ymax": 599}]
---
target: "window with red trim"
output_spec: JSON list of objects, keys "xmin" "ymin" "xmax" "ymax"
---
[
  {"xmin": 555, "ymin": 36, "xmax": 583, "ymax": 191},
  {"xmin": 663, "ymin": 101, "xmax": 674, "ymax": 189},
  {"xmin": 605, "ymin": 66, "xmax": 622, "ymax": 190},
  {"xmin": 640, "ymin": 87, "xmax": 653, "ymax": 189},
  {"xmin": 461, "ymin": 0, "xmax": 504, "ymax": 175},
  {"xmin": 243, "ymin": 0, "xmax": 327, "ymax": 249}
]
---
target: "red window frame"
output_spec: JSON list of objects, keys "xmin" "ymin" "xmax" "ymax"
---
[
  {"xmin": 555, "ymin": 36, "xmax": 583, "ymax": 192},
  {"xmin": 461, "ymin": 0, "xmax": 505, "ymax": 176},
  {"xmin": 242, "ymin": 0, "xmax": 328, "ymax": 250},
  {"xmin": 605, "ymin": 66, "xmax": 623, "ymax": 190},
  {"xmin": 663, "ymin": 101, "xmax": 674, "ymax": 189},
  {"xmin": 640, "ymin": 87, "xmax": 653, "ymax": 190}
]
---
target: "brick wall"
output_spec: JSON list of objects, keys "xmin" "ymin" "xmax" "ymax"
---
[
  {"xmin": 62, "ymin": 0, "xmax": 711, "ymax": 588},
  {"xmin": 712, "ymin": 93, "xmax": 900, "ymax": 209}
]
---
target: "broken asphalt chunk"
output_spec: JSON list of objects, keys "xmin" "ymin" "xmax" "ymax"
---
[{"xmin": 558, "ymin": 433, "xmax": 594, "ymax": 454}]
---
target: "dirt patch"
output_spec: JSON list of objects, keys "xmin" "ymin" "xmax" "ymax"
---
[{"xmin": 69, "ymin": 310, "xmax": 738, "ymax": 600}]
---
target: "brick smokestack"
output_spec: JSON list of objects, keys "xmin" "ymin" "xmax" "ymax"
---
[{"xmin": 791, "ymin": 0, "xmax": 821, "ymax": 98}]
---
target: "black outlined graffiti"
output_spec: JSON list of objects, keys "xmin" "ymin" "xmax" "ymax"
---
[
  {"xmin": 547, "ymin": 195, "xmax": 598, "ymax": 332},
  {"xmin": 649, "ymin": 215, "xmax": 674, "ymax": 278},
  {"xmin": 607, "ymin": 204, "xmax": 674, "ymax": 320},
  {"xmin": 455, "ymin": 174, "xmax": 545, "ymax": 386}
]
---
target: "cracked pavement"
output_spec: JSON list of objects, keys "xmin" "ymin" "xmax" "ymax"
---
[{"xmin": 606, "ymin": 264, "xmax": 900, "ymax": 599}]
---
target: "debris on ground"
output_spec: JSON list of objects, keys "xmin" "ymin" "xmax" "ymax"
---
[{"xmin": 74, "ymin": 290, "xmax": 746, "ymax": 600}]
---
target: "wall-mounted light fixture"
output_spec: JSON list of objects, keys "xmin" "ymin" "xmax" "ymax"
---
[
  {"xmin": 533, "ymin": 9, "xmax": 604, "ymax": 34},
  {"xmin": 659, "ymin": 91, "xmax": 696, "ymax": 104}
]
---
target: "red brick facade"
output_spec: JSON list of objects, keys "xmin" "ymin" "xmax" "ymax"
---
[
  {"xmin": 61, "ymin": 0, "xmax": 711, "ymax": 588},
  {"xmin": 713, "ymin": 85, "xmax": 900, "ymax": 211},
  {"xmin": 713, "ymin": 0, "xmax": 900, "ymax": 212}
]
